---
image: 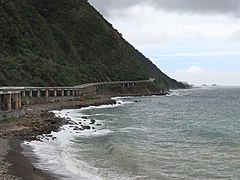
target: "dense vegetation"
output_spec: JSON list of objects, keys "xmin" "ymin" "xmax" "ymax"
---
[{"xmin": 0, "ymin": 0, "xmax": 185, "ymax": 89}]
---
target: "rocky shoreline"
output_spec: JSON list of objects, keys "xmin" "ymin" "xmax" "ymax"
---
[{"xmin": 0, "ymin": 95, "xmax": 116, "ymax": 180}]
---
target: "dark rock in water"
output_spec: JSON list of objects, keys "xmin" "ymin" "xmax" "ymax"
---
[
  {"xmin": 81, "ymin": 125, "xmax": 91, "ymax": 130},
  {"xmin": 134, "ymin": 101, "xmax": 139, "ymax": 103},
  {"xmin": 92, "ymin": 127, "xmax": 95, "ymax": 129},
  {"xmin": 40, "ymin": 112, "xmax": 55, "ymax": 118},
  {"xmin": 78, "ymin": 122, "xmax": 82, "ymax": 125},
  {"xmin": 90, "ymin": 119, "xmax": 96, "ymax": 124},
  {"xmin": 73, "ymin": 126, "xmax": 82, "ymax": 131},
  {"xmin": 68, "ymin": 121, "xmax": 75, "ymax": 125},
  {"xmin": 46, "ymin": 134, "xmax": 53, "ymax": 137},
  {"xmin": 96, "ymin": 124, "xmax": 102, "ymax": 126},
  {"xmin": 82, "ymin": 116, "xmax": 88, "ymax": 119},
  {"xmin": 52, "ymin": 137, "xmax": 57, "ymax": 140},
  {"xmin": 68, "ymin": 120, "xmax": 78, "ymax": 125},
  {"xmin": 49, "ymin": 118, "xmax": 59, "ymax": 125}
]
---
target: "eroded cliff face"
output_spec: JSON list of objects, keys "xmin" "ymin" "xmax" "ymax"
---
[{"xmin": 0, "ymin": 0, "xmax": 185, "ymax": 89}]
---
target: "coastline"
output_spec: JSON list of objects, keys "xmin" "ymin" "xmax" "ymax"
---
[{"xmin": 0, "ymin": 95, "xmax": 116, "ymax": 180}]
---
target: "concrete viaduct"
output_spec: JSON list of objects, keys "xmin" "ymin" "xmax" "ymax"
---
[{"xmin": 0, "ymin": 79, "xmax": 155, "ymax": 118}]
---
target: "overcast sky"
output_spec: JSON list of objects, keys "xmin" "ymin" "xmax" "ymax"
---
[{"xmin": 89, "ymin": 0, "xmax": 240, "ymax": 86}]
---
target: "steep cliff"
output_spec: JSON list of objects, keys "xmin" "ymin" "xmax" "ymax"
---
[{"xmin": 0, "ymin": 0, "xmax": 185, "ymax": 89}]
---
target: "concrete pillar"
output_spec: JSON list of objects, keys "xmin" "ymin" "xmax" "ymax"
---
[
  {"xmin": 67, "ymin": 90, "xmax": 70, "ymax": 96},
  {"xmin": 72, "ymin": 90, "xmax": 75, "ymax": 96},
  {"xmin": 18, "ymin": 93, "xmax": 21, "ymax": 108},
  {"xmin": 45, "ymin": 89, "xmax": 49, "ymax": 98},
  {"xmin": 61, "ymin": 90, "xmax": 64, "ymax": 97},
  {"xmin": 54, "ymin": 90, "xmax": 57, "ymax": 97},
  {"xmin": 37, "ymin": 90, "xmax": 41, "ymax": 98},
  {"xmin": 21, "ymin": 91, "xmax": 26, "ymax": 97},
  {"xmin": 29, "ymin": 90, "xmax": 33, "ymax": 97},
  {"xmin": 0, "ymin": 94, "xmax": 2, "ymax": 111},
  {"xmin": 1, "ymin": 95, "xmax": 5, "ymax": 111},
  {"xmin": 79, "ymin": 89, "xmax": 82, "ymax": 96},
  {"xmin": 7, "ymin": 94, "xmax": 11, "ymax": 111},
  {"xmin": 13, "ymin": 93, "xmax": 19, "ymax": 109}
]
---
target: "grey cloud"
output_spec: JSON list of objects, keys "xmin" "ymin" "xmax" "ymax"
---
[
  {"xmin": 89, "ymin": 0, "xmax": 240, "ymax": 17},
  {"xmin": 89, "ymin": 0, "xmax": 144, "ymax": 16},
  {"xmin": 229, "ymin": 29, "xmax": 240, "ymax": 41}
]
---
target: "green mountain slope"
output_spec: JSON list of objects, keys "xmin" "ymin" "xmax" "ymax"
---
[{"xmin": 0, "ymin": 0, "xmax": 185, "ymax": 89}]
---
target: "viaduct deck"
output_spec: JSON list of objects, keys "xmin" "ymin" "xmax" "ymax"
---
[{"xmin": 0, "ymin": 79, "xmax": 155, "ymax": 117}]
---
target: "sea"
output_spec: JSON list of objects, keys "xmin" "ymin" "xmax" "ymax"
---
[{"xmin": 22, "ymin": 86, "xmax": 240, "ymax": 180}]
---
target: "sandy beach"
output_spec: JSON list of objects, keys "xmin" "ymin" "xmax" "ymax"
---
[{"xmin": 0, "ymin": 95, "xmax": 116, "ymax": 180}]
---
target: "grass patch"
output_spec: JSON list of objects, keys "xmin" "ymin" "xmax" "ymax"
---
[
  {"xmin": 81, "ymin": 95, "xmax": 99, "ymax": 101},
  {"xmin": 0, "ymin": 117, "xmax": 18, "ymax": 124}
]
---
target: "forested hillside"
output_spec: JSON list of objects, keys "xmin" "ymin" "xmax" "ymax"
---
[{"xmin": 0, "ymin": 0, "xmax": 185, "ymax": 89}]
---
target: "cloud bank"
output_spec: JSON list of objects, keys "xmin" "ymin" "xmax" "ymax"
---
[
  {"xmin": 89, "ymin": 0, "xmax": 240, "ymax": 17},
  {"xmin": 172, "ymin": 66, "xmax": 240, "ymax": 86},
  {"xmin": 89, "ymin": 0, "xmax": 240, "ymax": 85}
]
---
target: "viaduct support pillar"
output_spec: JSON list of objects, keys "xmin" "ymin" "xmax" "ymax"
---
[
  {"xmin": 13, "ymin": 93, "xmax": 19, "ymax": 109},
  {"xmin": 37, "ymin": 90, "xmax": 41, "ymax": 98},
  {"xmin": 21, "ymin": 91, "xmax": 26, "ymax": 97},
  {"xmin": 6, "ymin": 94, "xmax": 11, "ymax": 111},
  {"xmin": 0, "ymin": 95, "xmax": 2, "ymax": 111},
  {"xmin": 54, "ymin": 90, "xmax": 57, "ymax": 97},
  {"xmin": 18, "ymin": 93, "xmax": 21, "ymax": 108},
  {"xmin": 45, "ymin": 90, "xmax": 49, "ymax": 98},
  {"xmin": 29, "ymin": 90, "xmax": 32, "ymax": 97}
]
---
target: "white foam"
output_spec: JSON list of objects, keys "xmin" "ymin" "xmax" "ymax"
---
[
  {"xmin": 79, "ymin": 99, "xmax": 133, "ymax": 112},
  {"xmin": 23, "ymin": 136, "xmax": 102, "ymax": 180},
  {"xmin": 95, "ymin": 113, "xmax": 117, "ymax": 117},
  {"xmin": 78, "ymin": 129, "xmax": 113, "ymax": 137},
  {"xmin": 112, "ymin": 96, "xmax": 134, "ymax": 99},
  {"xmin": 22, "ymin": 109, "xmax": 106, "ymax": 180},
  {"xmin": 22, "ymin": 97, "xmax": 138, "ymax": 179},
  {"xmin": 22, "ymin": 98, "xmax": 134, "ymax": 179},
  {"xmin": 166, "ymin": 92, "xmax": 181, "ymax": 97}
]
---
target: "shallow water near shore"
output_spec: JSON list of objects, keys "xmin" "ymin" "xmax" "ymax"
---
[{"xmin": 22, "ymin": 87, "xmax": 240, "ymax": 179}]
